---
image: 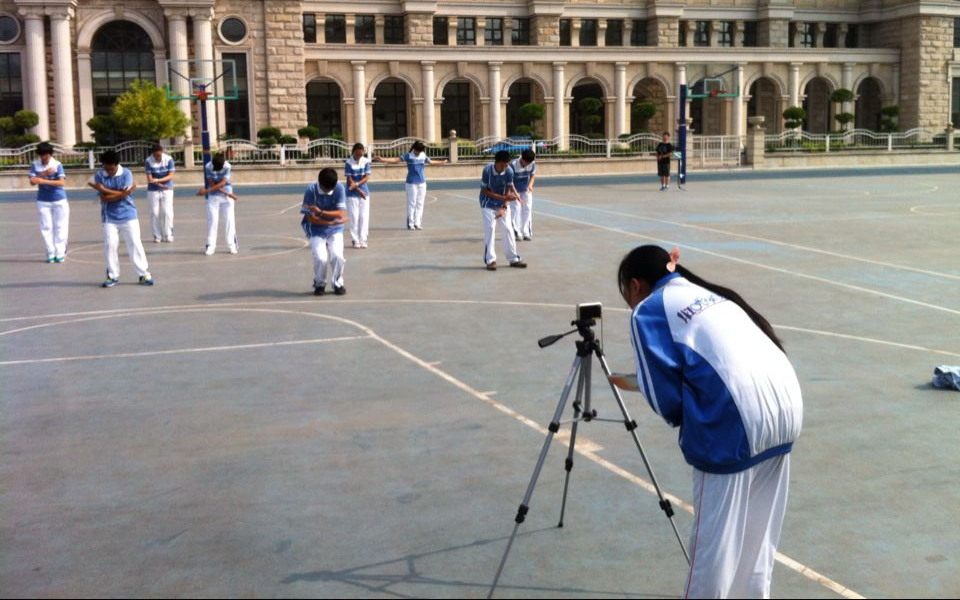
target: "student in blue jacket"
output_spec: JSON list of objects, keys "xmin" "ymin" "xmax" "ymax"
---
[{"xmin": 618, "ymin": 245, "xmax": 802, "ymax": 599}]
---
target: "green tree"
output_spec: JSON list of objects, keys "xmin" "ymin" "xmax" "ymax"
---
[
  {"xmin": 880, "ymin": 105, "xmax": 900, "ymax": 133},
  {"xmin": 86, "ymin": 114, "xmax": 120, "ymax": 146},
  {"xmin": 830, "ymin": 88, "xmax": 856, "ymax": 132},
  {"xmin": 111, "ymin": 80, "xmax": 191, "ymax": 140},
  {"xmin": 631, "ymin": 102, "xmax": 657, "ymax": 133},
  {"xmin": 515, "ymin": 102, "xmax": 546, "ymax": 138},
  {"xmin": 0, "ymin": 109, "xmax": 40, "ymax": 147},
  {"xmin": 298, "ymin": 126, "xmax": 321, "ymax": 140},
  {"xmin": 576, "ymin": 97, "xmax": 603, "ymax": 137},
  {"xmin": 782, "ymin": 106, "xmax": 806, "ymax": 130}
]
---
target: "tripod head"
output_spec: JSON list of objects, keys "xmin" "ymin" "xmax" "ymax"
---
[{"xmin": 537, "ymin": 318, "xmax": 597, "ymax": 349}]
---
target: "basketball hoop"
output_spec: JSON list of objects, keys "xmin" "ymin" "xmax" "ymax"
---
[
  {"xmin": 709, "ymin": 89, "xmax": 725, "ymax": 99},
  {"xmin": 193, "ymin": 90, "xmax": 210, "ymax": 102}
]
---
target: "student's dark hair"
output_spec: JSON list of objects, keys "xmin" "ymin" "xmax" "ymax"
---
[
  {"xmin": 352, "ymin": 142, "xmax": 365, "ymax": 153},
  {"xmin": 521, "ymin": 149, "xmax": 536, "ymax": 163},
  {"xmin": 150, "ymin": 143, "xmax": 163, "ymax": 154},
  {"xmin": 37, "ymin": 142, "xmax": 54, "ymax": 155},
  {"xmin": 211, "ymin": 153, "xmax": 225, "ymax": 170},
  {"xmin": 318, "ymin": 167, "xmax": 338, "ymax": 189},
  {"xmin": 617, "ymin": 245, "xmax": 784, "ymax": 351},
  {"xmin": 662, "ymin": 131, "xmax": 670, "ymax": 137},
  {"xmin": 494, "ymin": 150, "xmax": 511, "ymax": 163},
  {"xmin": 100, "ymin": 150, "xmax": 120, "ymax": 166},
  {"xmin": 411, "ymin": 140, "xmax": 426, "ymax": 153}
]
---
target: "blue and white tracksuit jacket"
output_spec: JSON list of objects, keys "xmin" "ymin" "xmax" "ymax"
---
[{"xmin": 630, "ymin": 273, "xmax": 803, "ymax": 474}]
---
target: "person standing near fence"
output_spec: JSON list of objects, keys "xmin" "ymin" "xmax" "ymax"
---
[
  {"xmin": 29, "ymin": 142, "xmax": 70, "ymax": 263},
  {"xmin": 509, "ymin": 149, "xmax": 537, "ymax": 241},
  {"xmin": 197, "ymin": 152, "xmax": 238, "ymax": 255},
  {"xmin": 88, "ymin": 150, "xmax": 154, "ymax": 288},
  {"xmin": 345, "ymin": 142, "xmax": 371, "ymax": 249},
  {"xmin": 374, "ymin": 141, "xmax": 446, "ymax": 230},
  {"xmin": 145, "ymin": 143, "xmax": 176, "ymax": 243},
  {"xmin": 656, "ymin": 132, "xmax": 674, "ymax": 191}
]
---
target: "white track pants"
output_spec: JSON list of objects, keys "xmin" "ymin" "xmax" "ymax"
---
[
  {"xmin": 347, "ymin": 194, "xmax": 370, "ymax": 244},
  {"xmin": 405, "ymin": 183, "xmax": 426, "ymax": 228},
  {"xmin": 103, "ymin": 219, "xmax": 150, "ymax": 279},
  {"xmin": 683, "ymin": 455, "xmax": 791, "ymax": 599},
  {"xmin": 37, "ymin": 199, "xmax": 69, "ymax": 258},
  {"xmin": 511, "ymin": 190, "xmax": 533, "ymax": 238},
  {"xmin": 482, "ymin": 206, "xmax": 520, "ymax": 266},
  {"xmin": 206, "ymin": 193, "xmax": 237, "ymax": 251},
  {"xmin": 147, "ymin": 189, "xmax": 175, "ymax": 240},
  {"xmin": 310, "ymin": 233, "xmax": 345, "ymax": 289}
]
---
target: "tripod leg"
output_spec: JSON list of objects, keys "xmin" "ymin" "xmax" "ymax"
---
[
  {"xmin": 488, "ymin": 355, "xmax": 583, "ymax": 599},
  {"xmin": 595, "ymin": 349, "xmax": 691, "ymax": 565},
  {"xmin": 557, "ymin": 365, "xmax": 586, "ymax": 528}
]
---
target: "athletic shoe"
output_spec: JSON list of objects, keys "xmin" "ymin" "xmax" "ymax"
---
[
  {"xmin": 486, "ymin": 262, "xmax": 497, "ymax": 271},
  {"xmin": 351, "ymin": 240, "xmax": 357, "ymax": 248},
  {"xmin": 314, "ymin": 285, "xmax": 326, "ymax": 296},
  {"xmin": 204, "ymin": 245, "xmax": 215, "ymax": 255},
  {"xmin": 53, "ymin": 256, "xmax": 65, "ymax": 263},
  {"xmin": 523, "ymin": 236, "xmax": 532, "ymax": 242},
  {"xmin": 46, "ymin": 256, "xmax": 55, "ymax": 263},
  {"xmin": 228, "ymin": 247, "xmax": 238, "ymax": 255},
  {"xmin": 101, "ymin": 277, "xmax": 119, "ymax": 288},
  {"xmin": 509, "ymin": 261, "xmax": 528, "ymax": 269},
  {"xmin": 414, "ymin": 225, "xmax": 422, "ymax": 230},
  {"xmin": 359, "ymin": 242, "xmax": 368, "ymax": 249},
  {"xmin": 138, "ymin": 275, "xmax": 154, "ymax": 286},
  {"xmin": 154, "ymin": 236, "xmax": 162, "ymax": 243},
  {"xmin": 407, "ymin": 224, "xmax": 414, "ymax": 230},
  {"xmin": 163, "ymin": 236, "xmax": 174, "ymax": 243},
  {"xmin": 333, "ymin": 285, "xmax": 346, "ymax": 296}
]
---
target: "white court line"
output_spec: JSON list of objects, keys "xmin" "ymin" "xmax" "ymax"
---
[
  {"xmin": 534, "ymin": 197, "xmax": 960, "ymax": 282},
  {"xmin": 0, "ymin": 335, "xmax": 368, "ymax": 366}
]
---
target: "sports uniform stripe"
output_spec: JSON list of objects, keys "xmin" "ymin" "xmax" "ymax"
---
[{"xmin": 631, "ymin": 309, "xmax": 664, "ymax": 417}]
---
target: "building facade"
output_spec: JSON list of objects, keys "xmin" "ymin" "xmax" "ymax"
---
[{"xmin": 1, "ymin": 0, "xmax": 958, "ymax": 149}]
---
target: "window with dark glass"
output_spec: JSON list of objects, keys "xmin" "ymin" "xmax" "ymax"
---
[
  {"xmin": 0, "ymin": 15, "xmax": 20, "ymax": 43},
  {"xmin": 678, "ymin": 21, "xmax": 687, "ymax": 46},
  {"xmin": 222, "ymin": 52, "xmax": 250, "ymax": 139},
  {"xmin": 373, "ymin": 81, "xmax": 407, "ymax": 139},
  {"xmin": 219, "ymin": 17, "xmax": 247, "ymax": 44},
  {"xmin": 307, "ymin": 81, "xmax": 343, "ymax": 137},
  {"xmin": 845, "ymin": 24, "xmax": 858, "ymax": 48},
  {"xmin": 356, "ymin": 15, "xmax": 375, "ymax": 43},
  {"xmin": 824, "ymin": 23, "xmax": 838, "ymax": 48},
  {"xmin": 433, "ymin": 17, "xmax": 448, "ymax": 45},
  {"xmin": 955, "ymin": 18, "xmax": 960, "ymax": 47},
  {"xmin": 741, "ymin": 21, "xmax": 757, "ymax": 46},
  {"xmin": 457, "ymin": 17, "xmax": 475, "ymax": 45},
  {"xmin": 486, "ymin": 18, "xmax": 503, "ymax": 45},
  {"xmin": 512, "ymin": 18, "xmax": 530, "ymax": 45},
  {"xmin": 718, "ymin": 21, "xmax": 733, "ymax": 47},
  {"xmin": 303, "ymin": 14, "xmax": 316, "ymax": 43},
  {"xmin": 579, "ymin": 19, "xmax": 598, "ymax": 46},
  {"xmin": 384, "ymin": 16, "xmax": 404, "ymax": 44},
  {"xmin": 792, "ymin": 22, "xmax": 814, "ymax": 48},
  {"xmin": 606, "ymin": 20, "xmax": 623, "ymax": 46},
  {"xmin": 631, "ymin": 20, "xmax": 648, "ymax": 46},
  {"xmin": 91, "ymin": 21, "xmax": 156, "ymax": 116},
  {"xmin": 0, "ymin": 53, "xmax": 23, "ymax": 117},
  {"xmin": 441, "ymin": 82, "xmax": 472, "ymax": 139},
  {"xmin": 693, "ymin": 21, "xmax": 709, "ymax": 47},
  {"xmin": 952, "ymin": 77, "xmax": 960, "ymax": 127},
  {"xmin": 560, "ymin": 19, "xmax": 571, "ymax": 46},
  {"xmin": 325, "ymin": 14, "xmax": 346, "ymax": 43}
]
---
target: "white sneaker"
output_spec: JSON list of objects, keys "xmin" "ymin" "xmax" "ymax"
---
[
  {"xmin": 228, "ymin": 247, "xmax": 238, "ymax": 255},
  {"xmin": 154, "ymin": 236, "xmax": 162, "ymax": 243},
  {"xmin": 204, "ymin": 245, "xmax": 215, "ymax": 255}
]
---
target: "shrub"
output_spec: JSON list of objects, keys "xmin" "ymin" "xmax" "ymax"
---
[
  {"xmin": 782, "ymin": 106, "xmax": 806, "ymax": 130},
  {"xmin": 257, "ymin": 126, "xmax": 282, "ymax": 141},
  {"xmin": 297, "ymin": 126, "xmax": 321, "ymax": 140}
]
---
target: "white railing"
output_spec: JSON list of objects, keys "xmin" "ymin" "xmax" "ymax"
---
[
  {"xmin": 692, "ymin": 135, "xmax": 743, "ymax": 167},
  {"xmin": 765, "ymin": 128, "xmax": 947, "ymax": 152}
]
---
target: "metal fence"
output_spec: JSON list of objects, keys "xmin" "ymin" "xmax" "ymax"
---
[
  {"xmin": 764, "ymin": 128, "xmax": 953, "ymax": 153},
  {"xmin": 691, "ymin": 135, "xmax": 743, "ymax": 167}
]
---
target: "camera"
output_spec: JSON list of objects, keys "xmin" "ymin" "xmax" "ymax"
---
[{"xmin": 576, "ymin": 302, "xmax": 602, "ymax": 322}]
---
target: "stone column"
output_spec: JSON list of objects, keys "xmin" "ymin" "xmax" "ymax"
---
[
  {"xmin": 20, "ymin": 8, "xmax": 48, "ymax": 139},
  {"xmin": 624, "ymin": 19, "xmax": 634, "ymax": 46},
  {"xmin": 50, "ymin": 7, "xmax": 76, "ymax": 146},
  {"xmin": 614, "ymin": 62, "xmax": 628, "ymax": 136},
  {"xmin": 842, "ymin": 62, "xmax": 855, "ymax": 115},
  {"xmin": 352, "ymin": 61, "xmax": 368, "ymax": 147},
  {"xmin": 745, "ymin": 117, "xmax": 766, "ymax": 166},
  {"xmin": 815, "ymin": 22, "xmax": 826, "ymax": 48},
  {"xmin": 375, "ymin": 15, "xmax": 384, "ymax": 44},
  {"xmin": 734, "ymin": 63, "xmax": 745, "ymax": 140},
  {"xmin": 553, "ymin": 62, "xmax": 566, "ymax": 149},
  {"xmin": 571, "ymin": 18, "xmax": 580, "ymax": 47},
  {"xmin": 733, "ymin": 20, "xmax": 743, "ymax": 47},
  {"xmin": 839, "ymin": 24, "xmax": 848, "ymax": 49},
  {"xmin": 597, "ymin": 20, "xmax": 607, "ymax": 47},
  {"xmin": 710, "ymin": 21, "xmax": 721, "ymax": 47},
  {"xmin": 503, "ymin": 17, "xmax": 513, "ymax": 46},
  {"xmin": 421, "ymin": 61, "xmax": 436, "ymax": 142},
  {"xmin": 789, "ymin": 62, "xmax": 801, "ymax": 109},
  {"xmin": 77, "ymin": 51, "xmax": 94, "ymax": 141},
  {"xmin": 447, "ymin": 18, "xmax": 457, "ymax": 46},
  {"xmin": 165, "ymin": 11, "xmax": 192, "ymax": 141},
  {"xmin": 346, "ymin": 15, "xmax": 356, "ymax": 44},
  {"xmin": 193, "ymin": 9, "xmax": 218, "ymax": 143},
  {"xmin": 488, "ymin": 62, "xmax": 502, "ymax": 139},
  {"xmin": 476, "ymin": 17, "xmax": 486, "ymax": 46}
]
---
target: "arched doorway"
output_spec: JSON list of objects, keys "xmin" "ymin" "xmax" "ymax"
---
[
  {"xmin": 506, "ymin": 79, "xmax": 545, "ymax": 137},
  {"xmin": 747, "ymin": 77, "xmax": 781, "ymax": 134},
  {"xmin": 803, "ymin": 77, "xmax": 832, "ymax": 133},
  {"xmin": 571, "ymin": 82, "xmax": 605, "ymax": 137},
  {"xmin": 91, "ymin": 21, "xmax": 156, "ymax": 116},
  {"xmin": 372, "ymin": 79, "xmax": 409, "ymax": 140},
  {"xmin": 631, "ymin": 78, "xmax": 669, "ymax": 134},
  {"xmin": 440, "ymin": 80, "xmax": 476, "ymax": 139},
  {"xmin": 856, "ymin": 78, "xmax": 883, "ymax": 131},
  {"xmin": 306, "ymin": 80, "xmax": 343, "ymax": 138}
]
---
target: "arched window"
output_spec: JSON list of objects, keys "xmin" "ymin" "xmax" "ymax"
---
[
  {"xmin": 373, "ymin": 80, "xmax": 408, "ymax": 140},
  {"xmin": 306, "ymin": 81, "xmax": 343, "ymax": 137},
  {"xmin": 441, "ymin": 81, "xmax": 472, "ymax": 139},
  {"xmin": 91, "ymin": 21, "xmax": 155, "ymax": 115},
  {"xmin": 506, "ymin": 81, "xmax": 534, "ymax": 137},
  {"xmin": 571, "ymin": 82, "xmax": 604, "ymax": 137}
]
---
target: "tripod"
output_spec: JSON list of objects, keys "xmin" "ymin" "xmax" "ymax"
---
[{"xmin": 487, "ymin": 318, "xmax": 689, "ymax": 598}]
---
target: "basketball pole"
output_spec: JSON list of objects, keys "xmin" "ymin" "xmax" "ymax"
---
[
  {"xmin": 678, "ymin": 84, "xmax": 687, "ymax": 188},
  {"xmin": 197, "ymin": 88, "xmax": 212, "ymax": 199}
]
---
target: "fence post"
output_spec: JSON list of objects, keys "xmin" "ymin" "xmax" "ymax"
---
[
  {"xmin": 606, "ymin": 138, "xmax": 612, "ymax": 158},
  {"xmin": 279, "ymin": 144, "xmax": 285, "ymax": 166},
  {"xmin": 946, "ymin": 123, "xmax": 955, "ymax": 151},
  {"xmin": 448, "ymin": 129, "xmax": 458, "ymax": 164},
  {"xmin": 825, "ymin": 134, "xmax": 830, "ymax": 153},
  {"xmin": 87, "ymin": 150, "xmax": 95, "ymax": 170}
]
